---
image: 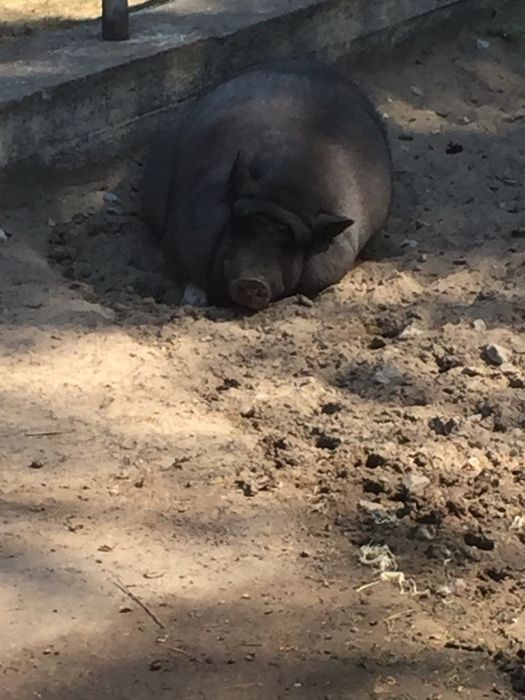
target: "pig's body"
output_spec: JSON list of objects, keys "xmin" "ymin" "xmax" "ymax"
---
[{"xmin": 142, "ymin": 60, "xmax": 392, "ymax": 309}]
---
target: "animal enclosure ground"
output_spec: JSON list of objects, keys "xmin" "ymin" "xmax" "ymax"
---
[
  {"xmin": 1, "ymin": 3, "xmax": 525, "ymax": 699},
  {"xmin": 0, "ymin": 0, "xmax": 161, "ymax": 34}
]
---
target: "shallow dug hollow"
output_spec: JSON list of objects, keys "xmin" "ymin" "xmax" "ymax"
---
[{"xmin": 1, "ymin": 3, "xmax": 525, "ymax": 699}]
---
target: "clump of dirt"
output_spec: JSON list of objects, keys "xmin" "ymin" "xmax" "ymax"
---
[{"xmin": 1, "ymin": 3, "xmax": 525, "ymax": 698}]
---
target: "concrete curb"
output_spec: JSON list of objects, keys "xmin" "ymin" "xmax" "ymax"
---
[{"xmin": 0, "ymin": 0, "xmax": 501, "ymax": 169}]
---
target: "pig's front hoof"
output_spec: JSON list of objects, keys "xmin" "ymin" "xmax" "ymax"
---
[
  {"xmin": 229, "ymin": 279, "xmax": 271, "ymax": 311},
  {"xmin": 180, "ymin": 282, "xmax": 209, "ymax": 307}
]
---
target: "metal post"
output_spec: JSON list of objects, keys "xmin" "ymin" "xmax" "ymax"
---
[{"xmin": 102, "ymin": 0, "xmax": 130, "ymax": 41}]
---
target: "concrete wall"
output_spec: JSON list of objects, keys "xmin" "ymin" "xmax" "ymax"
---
[{"xmin": 0, "ymin": 0, "xmax": 502, "ymax": 170}]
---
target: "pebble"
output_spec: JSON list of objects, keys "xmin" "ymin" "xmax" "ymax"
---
[
  {"xmin": 481, "ymin": 343, "xmax": 508, "ymax": 366},
  {"xmin": 476, "ymin": 38, "xmax": 490, "ymax": 50},
  {"xmin": 428, "ymin": 416, "xmax": 458, "ymax": 436},
  {"xmin": 410, "ymin": 85, "xmax": 425, "ymax": 97},
  {"xmin": 398, "ymin": 323, "xmax": 424, "ymax": 339},
  {"xmin": 473, "ymin": 318, "xmax": 486, "ymax": 331},
  {"xmin": 403, "ymin": 472, "xmax": 430, "ymax": 494},
  {"xmin": 0, "ymin": 228, "xmax": 9, "ymax": 242},
  {"xmin": 104, "ymin": 192, "xmax": 120, "ymax": 205},
  {"xmin": 416, "ymin": 525, "xmax": 435, "ymax": 541}
]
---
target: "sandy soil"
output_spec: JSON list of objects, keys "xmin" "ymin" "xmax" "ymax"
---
[
  {"xmin": 1, "ymin": 4, "xmax": 525, "ymax": 699},
  {"xmin": 0, "ymin": 0, "xmax": 162, "ymax": 34}
]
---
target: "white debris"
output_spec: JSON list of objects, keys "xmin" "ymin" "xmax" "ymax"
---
[
  {"xmin": 410, "ymin": 85, "xmax": 425, "ymax": 97},
  {"xmin": 476, "ymin": 38, "xmax": 490, "ymax": 50},
  {"xmin": 359, "ymin": 543, "xmax": 397, "ymax": 572},
  {"xmin": 399, "ymin": 323, "xmax": 424, "ymax": 339},
  {"xmin": 104, "ymin": 192, "xmax": 120, "ymax": 205},
  {"xmin": 181, "ymin": 283, "xmax": 209, "ymax": 307},
  {"xmin": 374, "ymin": 364, "xmax": 400, "ymax": 385},
  {"xmin": 0, "ymin": 228, "xmax": 8, "ymax": 242},
  {"xmin": 473, "ymin": 318, "xmax": 487, "ymax": 331},
  {"xmin": 380, "ymin": 571, "xmax": 419, "ymax": 595},
  {"xmin": 510, "ymin": 515, "xmax": 525, "ymax": 533}
]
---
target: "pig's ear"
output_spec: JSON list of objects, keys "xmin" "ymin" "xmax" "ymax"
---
[
  {"xmin": 312, "ymin": 212, "xmax": 354, "ymax": 241},
  {"xmin": 228, "ymin": 150, "xmax": 254, "ymax": 202}
]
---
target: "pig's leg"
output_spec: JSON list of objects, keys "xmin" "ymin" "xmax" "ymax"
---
[{"xmin": 180, "ymin": 282, "xmax": 209, "ymax": 307}]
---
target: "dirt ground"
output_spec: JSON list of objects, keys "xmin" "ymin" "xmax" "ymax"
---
[
  {"xmin": 1, "ymin": 4, "xmax": 525, "ymax": 699},
  {"xmin": 0, "ymin": 0, "xmax": 162, "ymax": 35}
]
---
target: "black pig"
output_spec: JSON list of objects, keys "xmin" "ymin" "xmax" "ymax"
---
[{"xmin": 142, "ymin": 59, "xmax": 392, "ymax": 310}]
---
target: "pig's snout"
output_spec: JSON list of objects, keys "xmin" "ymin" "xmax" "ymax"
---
[{"xmin": 229, "ymin": 278, "xmax": 271, "ymax": 310}]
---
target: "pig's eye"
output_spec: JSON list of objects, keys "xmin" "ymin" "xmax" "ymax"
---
[{"xmin": 272, "ymin": 221, "xmax": 293, "ymax": 239}]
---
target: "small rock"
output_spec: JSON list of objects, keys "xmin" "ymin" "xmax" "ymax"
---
[
  {"xmin": 410, "ymin": 85, "xmax": 425, "ymax": 97},
  {"xmin": 28, "ymin": 460, "xmax": 44, "ymax": 469},
  {"xmin": 481, "ymin": 343, "xmax": 508, "ymax": 366},
  {"xmin": 321, "ymin": 401, "xmax": 342, "ymax": 415},
  {"xmin": 368, "ymin": 337, "xmax": 386, "ymax": 350},
  {"xmin": 149, "ymin": 660, "xmax": 162, "ymax": 671},
  {"xmin": 362, "ymin": 477, "xmax": 386, "ymax": 495},
  {"xmin": 315, "ymin": 433, "xmax": 341, "ymax": 451},
  {"xmin": 464, "ymin": 531, "xmax": 494, "ymax": 551},
  {"xmin": 476, "ymin": 38, "xmax": 490, "ymax": 50},
  {"xmin": 446, "ymin": 142, "xmax": 464, "ymax": 155},
  {"xmin": 0, "ymin": 228, "xmax": 9, "ymax": 242},
  {"xmin": 365, "ymin": 453, "xmax": 388, "ymax": 469},
  {"xmin": 235, "ymin": 480, "xmax": 254, "ymax": 497},
  {"xmin": 428, "ymin": 417, "xmax": 458, "ymax": 436},
  {"xmin": 473, "ymin": 318, "xmax": 487, "ymax": 331},
  {"xmin": 47, "ymin": 218, "xmax": 56, "ymax": 228},
  {"xmin": 403, "ymin": 472, "xmax": 430, "ymax": 494},
  {"xmin": 97, "ymin": 544, "xmax": 113, "ymax": 552},
  {"xmin": 399, "ymin": 324, "xmax": 424, "ymax": 339},
  {"xmin": 465, "ymin": 456, "xmax": 482, "ymax": 477},
  {"xmin": 436, "ymin": 584, "xmax": 453, "ymax": 597},
  {"xmin": 119, "ymin": 606, "xmax": 132, "ymax": 613},
  {"xmin": 104, "ymin": 192, "xmax": 120, "ymax": 205}
]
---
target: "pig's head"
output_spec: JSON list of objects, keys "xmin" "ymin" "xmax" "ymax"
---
[{"xmin": 209, "ymin": 151, "xmax": 353, "ymax": 311}]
